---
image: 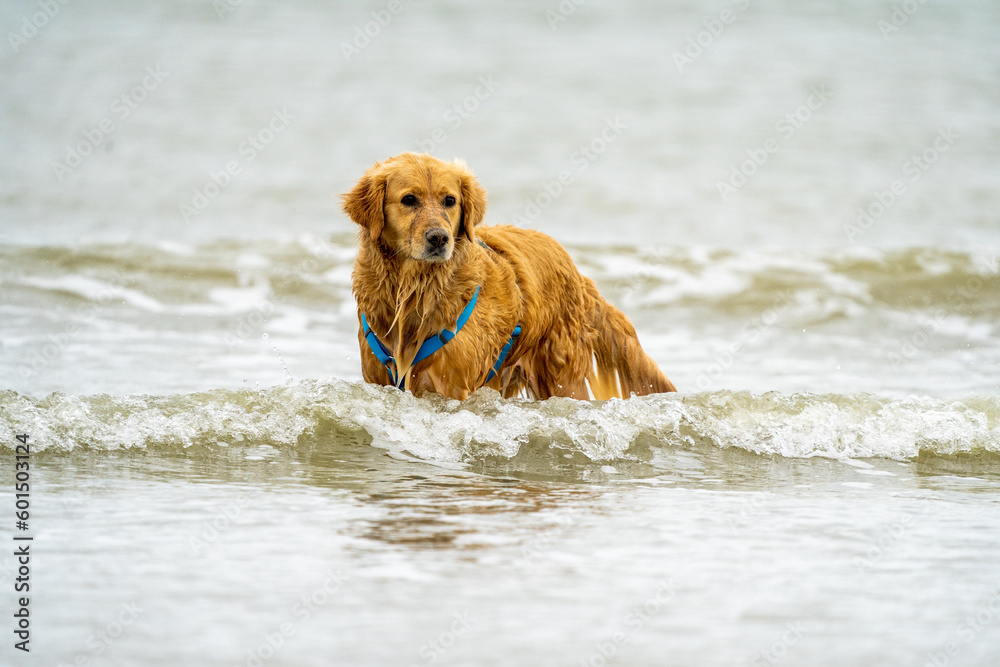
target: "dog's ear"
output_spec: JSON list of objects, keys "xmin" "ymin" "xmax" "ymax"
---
[
  {"xmin": 458, "ymin": 166, "xmax": 487, "ymax": 243},
  {"xmin": 341, "ymin": 162, "xmax": 387, "ymax": 241}
]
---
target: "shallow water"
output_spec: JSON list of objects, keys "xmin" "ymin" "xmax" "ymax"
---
[
  {"xmin": 2, "ymin": 0, "xmax": 1000, "ymax": 665},
  {"xmin": 4, "ymin": 383, "xmax": 1000, "ymax": 666}
]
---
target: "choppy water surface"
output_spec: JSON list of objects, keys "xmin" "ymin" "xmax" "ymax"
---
[
  {"xmin": 2, "ymin": 0, "xmax": 1000, "ymax": 665},
  {"xmin": 4, "ymin": 382, "xmax": 1000, "ymax": 666}
]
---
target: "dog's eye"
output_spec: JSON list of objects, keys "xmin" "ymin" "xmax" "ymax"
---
[
  {"xmin": 401, "ymin": 194, "xmax": 417, "ymax": 206},
  {"xmin": 443, "ymin": 195, "xmax": 456, "ymax": 207}
]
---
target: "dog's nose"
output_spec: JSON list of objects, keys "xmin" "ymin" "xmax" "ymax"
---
[{"xmin": 425, "ymin": 228, "xmax": 450, "ymax": 248}]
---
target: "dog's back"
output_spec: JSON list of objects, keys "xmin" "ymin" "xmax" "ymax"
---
[{"xmin": 477, "ymin": 225, "xmax": 676, "ymax": 399}]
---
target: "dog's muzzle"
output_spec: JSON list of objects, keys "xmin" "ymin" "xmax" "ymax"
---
[{"xmin": 422, "ymin": 228, "xmax": 451, "ymax": 260}]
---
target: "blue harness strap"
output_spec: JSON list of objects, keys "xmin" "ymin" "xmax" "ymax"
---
[
  {"xmin": 485, "ymin": 325, "xmax": 521, "ymax": 383},
  {"xmin": 361, "ymin": 313, "xmax": 398, "ymax": 384},
  {"xmin": 360, "ymin": 285, "xmax": 521, "ymax": 391}
]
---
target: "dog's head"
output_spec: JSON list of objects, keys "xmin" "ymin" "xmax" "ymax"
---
[{"xmin": 342, "ymin": 153, "xmax": 487, "ymax": 263}]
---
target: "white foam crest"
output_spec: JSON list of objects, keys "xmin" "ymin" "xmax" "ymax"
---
[
  {"xmin": 15, "ymin": 275, "xmax": 170, "ymax": 313},
  {"xmin": 18, "ymin": 275, "xmax": 130, "ymax": 301},
  {"xmin": 2, "ymin": 383, "xmax": 998, "ymax": 464},
  {"xmin": 16, "ymin": 273, "xmax": 284, "ymax": 317},
  {"xmin": 310, "ymin": 386, "xmax": 650, "ymax": 463},
  {"xmin": 206, "ymin": 282, "xmax": 273, "ymax": 311},
  {"xmin": 673, "ymin": 391, "xmax": 1000, "ymax": 460},
  {"xmin": 0, "ymin": 387, "xmax": 315, "ymax": 452},
  {"xmin": 583, "ymin": 247, "xmax": 878, "ymax": 315}
]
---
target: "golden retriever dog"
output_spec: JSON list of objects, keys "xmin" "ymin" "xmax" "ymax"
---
[{"xmin": 342, "ymin": 152, "xmax": 676, "ymax": 401}]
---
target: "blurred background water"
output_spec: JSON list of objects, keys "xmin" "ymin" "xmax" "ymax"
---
[{"xmin": 2, "ymin": 1, "xmax": 1000, "ymax": 666}]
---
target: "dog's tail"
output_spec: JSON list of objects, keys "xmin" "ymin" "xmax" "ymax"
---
[{"xmin": 586, "ymin": 285, "xmax": 677, "ymax": 399}]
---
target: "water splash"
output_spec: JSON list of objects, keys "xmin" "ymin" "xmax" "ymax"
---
[{"xmin": 3, "ymin": 381, "xmax": 997, "ymax": 465}]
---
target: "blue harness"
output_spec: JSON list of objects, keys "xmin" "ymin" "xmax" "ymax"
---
[{"xmin": 361, "ymin": 285, "xmax": 522, "ymax": 390}]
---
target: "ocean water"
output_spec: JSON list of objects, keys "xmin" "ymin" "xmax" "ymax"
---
[{"xmin": 2, "ymin": 1, "xmax": 1000, "ymax": 666}]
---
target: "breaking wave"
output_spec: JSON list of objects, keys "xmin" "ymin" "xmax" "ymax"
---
[{"xmin": 3, "ymin": 380, "xmax": 998, "ymax": 465}]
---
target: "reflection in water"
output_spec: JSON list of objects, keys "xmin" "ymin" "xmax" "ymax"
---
[{"xmin": 297, "ymin": 436, "xmax": 608, "ymax": 550}]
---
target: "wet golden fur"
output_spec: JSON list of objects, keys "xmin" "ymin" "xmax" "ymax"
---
[{"xmin": 342, "ymin": 152, "xmax": 676, "ymax": 401}]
